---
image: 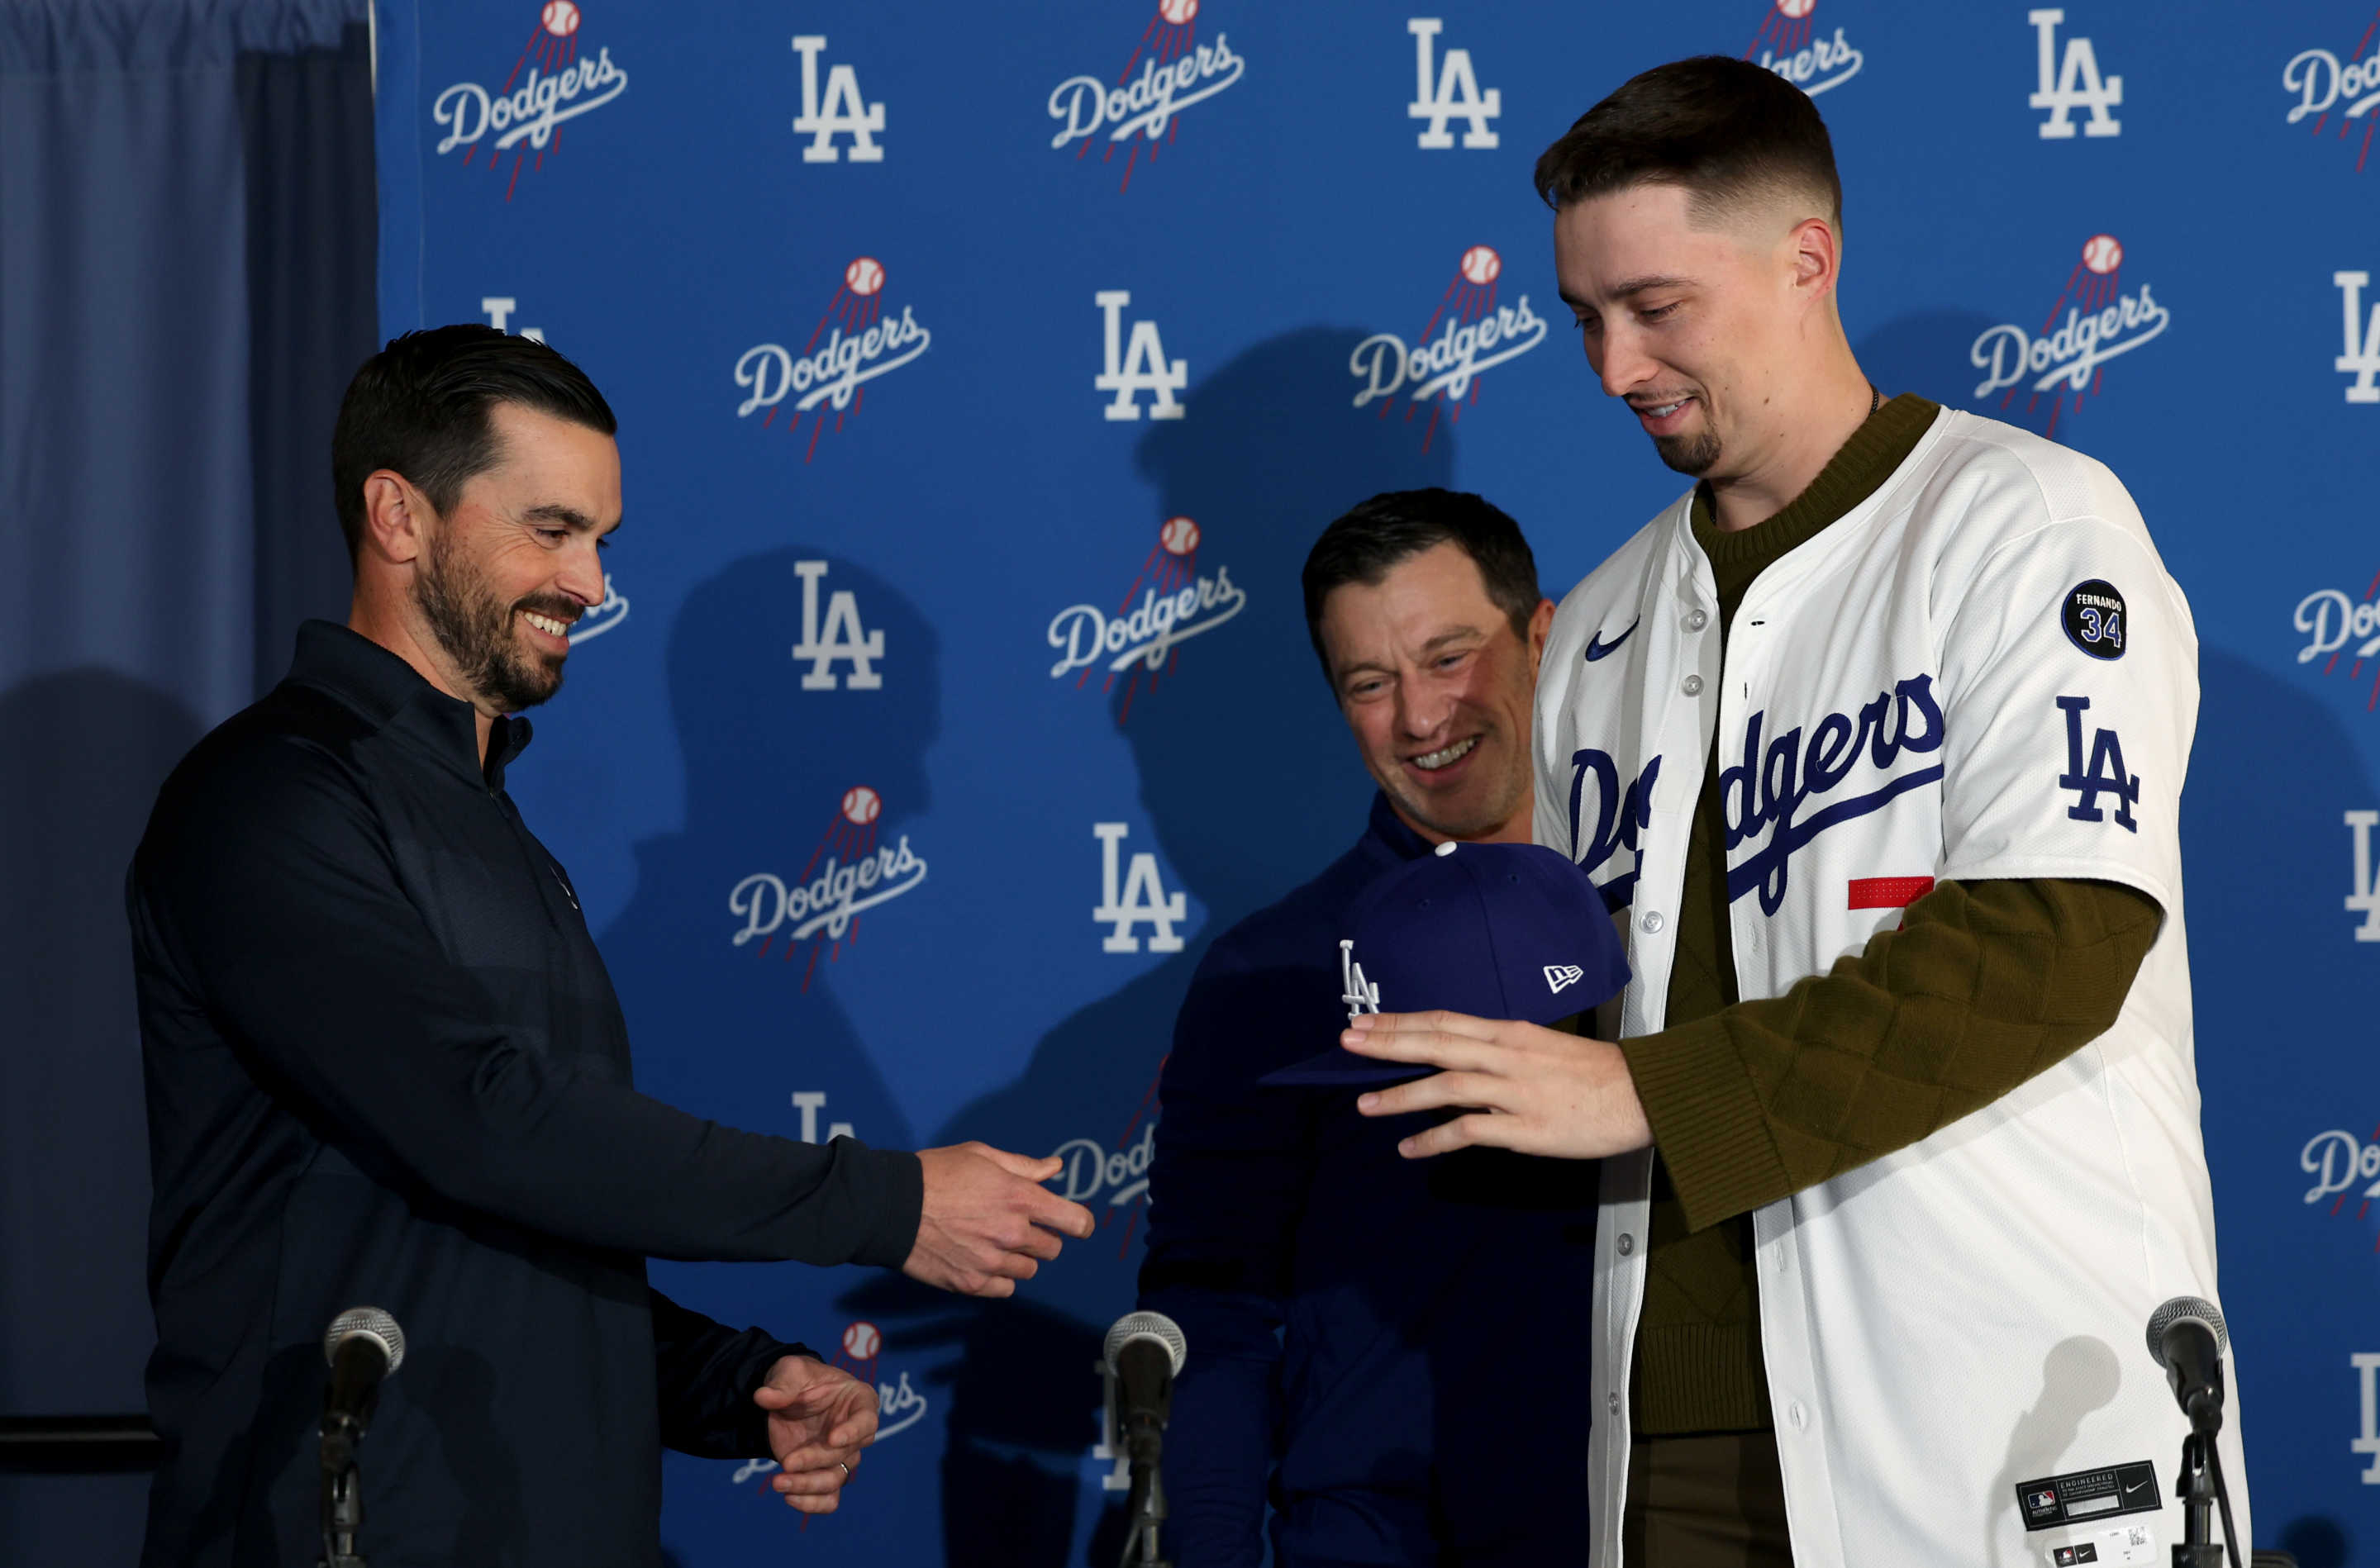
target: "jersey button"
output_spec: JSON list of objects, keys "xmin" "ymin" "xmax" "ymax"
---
[
  {"xmin": 1685, "ymin": 608, "xmax": 1709, "ymax": 632},
  {"xmin": 1606, "ymin": 1393, "xmax": 1621, "ymax": 1415},
  {"xmin": 1616, "ymin": 1233, "xmax": 1635, "ymax": 1256},
  {"xmin": 1681, "ymin": 673, "xmax": 1705, "ymax": 696},
  {"xmin": 1640, "ymin": 911, "xmax": 1665, "ymax": 934}
]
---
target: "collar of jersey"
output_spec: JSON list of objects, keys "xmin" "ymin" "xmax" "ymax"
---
[{"xmin": 1660, "ymin": 405, "xmax": 1959, "ymax": 620}]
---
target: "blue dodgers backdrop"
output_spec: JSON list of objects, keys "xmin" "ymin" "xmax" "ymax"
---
[{"xmin": 373, "ymin": 2, "xmax": 2380, "ymax": 1563}]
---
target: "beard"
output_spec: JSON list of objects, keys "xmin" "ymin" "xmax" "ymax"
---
[
  {"xmin": 1653, "ymin": 424, "xmax": 1722, "ymax": 478},
  {"xmin": 415, "ymin": 530, "xmax": 569, "ymax": 714}
]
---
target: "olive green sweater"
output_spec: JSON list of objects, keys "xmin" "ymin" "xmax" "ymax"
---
[{"xmin": 1622, "ymin": 394, "xmax": 2163, "ymax": 1434}]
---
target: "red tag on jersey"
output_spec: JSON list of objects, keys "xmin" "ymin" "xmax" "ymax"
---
[{"xmin": 1848, "ymin": 876, "xmax": 1935, "ymax": 910}]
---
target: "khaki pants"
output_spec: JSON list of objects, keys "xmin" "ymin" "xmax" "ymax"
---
[{"xmin": 1620, "ymin": 1432, "xmax": 1795, "ymax": 1567}]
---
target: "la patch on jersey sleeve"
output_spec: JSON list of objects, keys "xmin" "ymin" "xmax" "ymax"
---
[{"xmin": 1935, "ymin": 521, "xmax": 2193, "ymax": 903}]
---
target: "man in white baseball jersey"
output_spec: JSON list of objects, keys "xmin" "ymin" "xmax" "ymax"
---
[{"xmin": 1340, "ymin": 55, "xmax": 2249, "ymax": 1568}]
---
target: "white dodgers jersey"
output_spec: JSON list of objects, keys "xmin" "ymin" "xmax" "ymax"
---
[{"xmin": 1533, "ymin": 409, "xmax": 2249, "ymax": 1568}]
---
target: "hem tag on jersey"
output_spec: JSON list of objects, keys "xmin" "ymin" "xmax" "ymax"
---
[
  {"xmin": 2016, "ymin": 1460, "xmax": 2160, "ymax": 1532},
  {"xmin": 2046, "ymin": 1519, "xmax": 2158, "ymax": 1566}
]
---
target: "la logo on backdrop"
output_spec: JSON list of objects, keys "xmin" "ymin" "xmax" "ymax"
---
[
  {"xmin": 1048, "ymin": 0, "xmax": 1245, "ymax": 192},
  {"xmin": 1968, "ymin": 233, "xmax": 2169, "ymax": 439},
  {"xmin": 2280, "ymin": 11, "xmax": 2380, "ymax": 173},
  {"xmin": 1740, "ymin": 0, "xmax": 1862, "ymax": 96},
  {"xmin": 734, "ymin": 258, "xmax": 932, "ymax": 461},
  {"xmin": 1350, "ymin": 246, "xmax": 1547, "ymax": 452},
  {"xmin": 431, "ymin": 1, "xmax": 627, "ymax": 201},
  {"xmin": 1046, "ymin": 516, "xmax": 1247, "ymax": 722}
]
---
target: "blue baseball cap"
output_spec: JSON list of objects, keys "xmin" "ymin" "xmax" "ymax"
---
[{"xmin": 1259, "ymin": 839, "xmax": 1631, "ymax": 1087}]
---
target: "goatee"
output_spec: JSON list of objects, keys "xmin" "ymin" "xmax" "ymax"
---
[{"xmin": 1654, "ymin": 427, "xmax": 1722, "ymax": 478}]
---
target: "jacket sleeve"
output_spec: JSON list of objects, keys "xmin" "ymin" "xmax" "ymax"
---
[
  {"xmin": 1623, "ymin": 877, "xmax": 2160, "ymax": 1233},
  {"xmin": 650, "ymin": 1289, "xmax": 819, "ymax": 1459},
  {"xmin": 129, "ymin": 732, "xmax": 923, "ymax": 1266},
  {"xmin": 1135, "ymin": 946, "xmax": 1319, "ymax": 1568}
]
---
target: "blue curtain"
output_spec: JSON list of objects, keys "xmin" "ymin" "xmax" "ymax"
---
[{"xmin": 0, "ymin": 2, "xmax": 373, "ymax": 1561}]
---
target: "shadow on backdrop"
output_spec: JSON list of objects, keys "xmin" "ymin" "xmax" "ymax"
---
[
  {"xmin": 2180, "ymin": 648, "xmax": 2378, "ymax": 1566},
  {"xmin": 601, "ymin": 551, "xmax": 941, "ymax": 1559},
  {"xmin": 837, "ymin": 327, "xmax": 1456, "ymax": 1567},
  {"xmin": 0, "ymin": 671, "xmax": 202, "ymax": 1568},
  {"xmin": 605, "ymin": 547, "xmax": 938, "ymax": 1171}
]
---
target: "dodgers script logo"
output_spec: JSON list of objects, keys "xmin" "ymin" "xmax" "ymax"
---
[
  {"xmin": 735, "ymin": 258, "xmax": 931, "ymax": 461},
  {"xmin": 1047, "ymin": 517, "xmax": 1245, "ymax": 721},
  {"xmin": 1049, "ymin": 0, "xmax": 1243, "ymax": 192},
  {"xmin": 1350, "ymin": 245, "xmax": 1546, "ymax": 453},
  {"xmin": 2301, "ymin": 1124, "xmax": 2380, "ymax": 1252},
  {"xmin": 1049, "ymin": 1067, "xmax": 1164, "ymax": 1259},
  {"xmin": 1742, "ymin": 0, "xmax": 1862, "ymax": 97},
  {"xmin": 730, "ymin": 786, "xmax": 929, "ymax": 991},
  {"xmin": 1971, "ymin": 233, "xmax": 2168, "ymax": 439},
  {"xmin": 566, "ymin": 574, "xmax": 629, "ymax": 645},
  {"xmin": 2282, "ymin": 15, "xmax": 2380, "ymax": 173},
  {"xmin": 2293, "ymin": 570, "xmax": 2380, "ymax": 714},
  {"xmin": 1565, "ymin": 675, "xmax": 1946, "ymax": 917},
  {"xmin": 431, "ymin": 2, "xmax": 626, "ymax": 201}
]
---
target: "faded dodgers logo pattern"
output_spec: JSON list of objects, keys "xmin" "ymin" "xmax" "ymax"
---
[
  {"xmin": 431, "ymin": 2, "xmax": 626, "ymax": 200},
  {"xmin": 375, "ymin": 0, "xmax": 2378, "ymax": 1551}
]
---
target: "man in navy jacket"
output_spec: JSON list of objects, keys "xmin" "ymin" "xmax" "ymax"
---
[
  {"xmin": 128, "ymin": 327, "xmax": 1093, "ymax": 1567},
  {"xmin": 1137, "ymin": 490, "xmax": 1602, "ymax": 1567}
]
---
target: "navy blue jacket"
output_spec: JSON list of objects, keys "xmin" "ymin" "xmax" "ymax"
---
[
  {"xmin": 126, "ymin": 624, "xmax": 923, "ymax": 1567},
  {"xmin": 1138, "ymin": 795, "xmax": 1598, "ymax": 1568}
]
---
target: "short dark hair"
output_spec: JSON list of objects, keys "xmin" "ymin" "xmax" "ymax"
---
[
  {"xmin": 330, "ymin": 325, "xmax": 618, "ymax": 562},
  {"xmin": 1301, "ymin": 488, "xmax": 1541, "ymax": 680},
  {"xmin": 1532, "ymin": 55, "xmax": 1842, "ymax": 231}
]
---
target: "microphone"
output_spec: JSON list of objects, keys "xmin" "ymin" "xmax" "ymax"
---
[
  {"xmin": 2144, "ymin": 1295, "xmax": 2227, "ymax": 1433},
  {"xmin": 321, "ymin": 1307, "xmax": 406, "ymax": 1468},
  {"xmin": 1103, "ymin": 1311, "xmax": 1187, "ymax": 1466}
]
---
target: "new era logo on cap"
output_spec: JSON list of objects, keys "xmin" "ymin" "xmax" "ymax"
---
[{"xmin": 1544, "ymin": 964, "xmax": 1583, "ymax": 994}]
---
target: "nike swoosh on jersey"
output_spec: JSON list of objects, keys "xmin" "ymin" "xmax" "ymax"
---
[{"xmin": 1584, "ymin": 620, "xmax": 1640, "ymax": 663}]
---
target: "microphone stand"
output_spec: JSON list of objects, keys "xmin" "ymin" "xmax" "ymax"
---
[
  {"xmin": 1117, "ymin": 1452, "xmax": 1169, "ymax": 1568},
  {"xmin": 320, "ymin": 1453, "xmax": 369, "ymax": 1568},
  {"xmin": 2169, "ymin": 1431, "xmax": 2220, "ymax": 1568}
]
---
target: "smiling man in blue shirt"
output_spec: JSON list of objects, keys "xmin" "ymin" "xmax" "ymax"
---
[{"xmin": 1136, "ymin": 489, "xmax": 1601, "ymax": 1568}]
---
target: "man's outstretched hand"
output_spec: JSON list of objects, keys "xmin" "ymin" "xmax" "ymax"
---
[
  {"xmin": 1341, "ymin": 1010, "xmax": 1654, "ymax": 1160},
  {"xmin": 754, "ymin": 1355, "xmax": 875, "ymax": 1514},
  {"xmin": 904, "ymin": 1142, "xmax": 1096, "ymax": 1298}
]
